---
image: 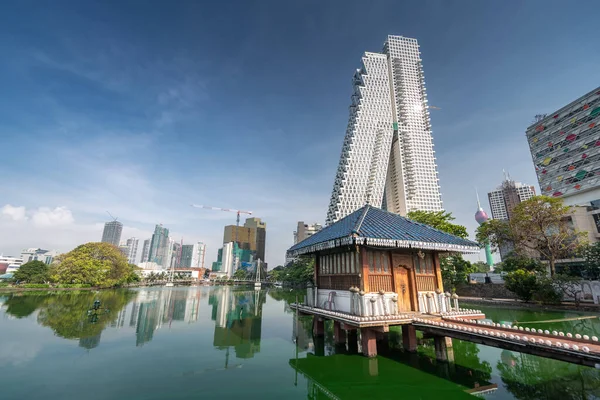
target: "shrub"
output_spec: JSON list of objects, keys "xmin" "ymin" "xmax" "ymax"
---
[
  {"xmin": 532, "ymin": 276, "xmax": 563, "ymax": 305},
  {"xmin": 22, "ymin": 283, "xmax": 50, "ymax": 288},
  {"xmin": 504, "ymin": 269, "xmax": 538, "ymax": 302}
]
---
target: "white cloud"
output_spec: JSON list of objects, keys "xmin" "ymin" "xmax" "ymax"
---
[
  {"xmin": 31, "ymin": 206, "xmax": 75, "ymax": 227},
  {"xmin": 1, "ymin": 204, "xmax": 27, "ymax": 221}
]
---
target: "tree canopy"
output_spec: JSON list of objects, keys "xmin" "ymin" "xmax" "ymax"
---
[
  {"xmin": 476, "ymin": 196, "xmax": 586, "ymax": 276},
  {"xmin": 269, "ymin": 257, "xmax": 314, "ymax": 286},
  {"xmin": 407, "ymin": 210, "xmax": 469, "ymax": 239},
  {"xmin": 581, "ymin": 242, "xmax": 600, "ymax": 280},
  {"xmin": 51, "ymin": 242, "xmax": 130, "ymax": 287},
  {"xmin": 13, "ymin": 260, "xmax": 50, "ymax": 283}
]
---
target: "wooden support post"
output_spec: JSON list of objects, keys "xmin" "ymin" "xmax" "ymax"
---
[
  {"xmin": 361, "ymin": 328, "xmax": 378, "ymax": 358},
  {"xmin": 402, "ymin": 325, "xmax": 417, "ymax": 352},
  {"xmin": 347, "ymin": 329, "xmax": 358, "ymax": 354},
  {"xmin": 445, "ymin": 336, "xmax": 455, "ymax": 363},
  {"xmin": 434, "ymin": 335, "xmax": 448, "ymax": 362},
  {"xmin": 312, "ymin": 317, "xmax": 324, "ymax": 337},
  {"xmin": 333, "ymin": 321, "xmax": 347, "ymax": 345}
]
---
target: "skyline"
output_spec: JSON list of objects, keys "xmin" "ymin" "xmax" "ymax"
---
[{"xmin": 1, "ymin": 1, "xmax": 600, "ymax": 266}]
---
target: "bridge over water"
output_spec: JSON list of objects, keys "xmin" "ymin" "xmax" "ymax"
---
[{"xmin": 292, "ymin": 303, "xmax": 600, "ymax": 368}]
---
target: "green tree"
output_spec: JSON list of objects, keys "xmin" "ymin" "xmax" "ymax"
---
[
  {"xmin": 581, "ymin": 242, "xmax": 600, "ymax": 280},
  {"xmin": 440, "ymin": 255, "xmax": 476, "ymax": 290},
  {"xmin": 477, "ymin": 196, "xmax": 586, "ymax": 276},
  {"xmin": 495, "ymin": 255, "xmax": 545, "ymax": 274},
  {"xmin": 472, "ymin": 261, "xmax": 490, "ymax": 273},
  {"xmin": 407, "ymin": 210, "xmax": 469, "ymax": 238},
  {"xmin": 504, "ymin": 270, "xmax": 539, "ymax": 302},
  {"xmin": 233, "ymin": 269, "xmax": 248, "ymax": 280},
  {"xmin": 408, "ymin": 210, "xmax": 472, "ymax": 290},
  {"xmin": 51, "ymin": 242, "xmax": 129, "ymax": 287},
  {"xmin": 126, "ymin": 264, "xmax": 141, "ymax": 283},
  {"xmin": 13, "ymin": 260, "xmax": 50, "ymax": 283}
]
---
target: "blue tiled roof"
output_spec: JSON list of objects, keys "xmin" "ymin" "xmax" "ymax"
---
[{"xmin": 288, "ymin": 206, "xmax": 479, "ymax": 255}]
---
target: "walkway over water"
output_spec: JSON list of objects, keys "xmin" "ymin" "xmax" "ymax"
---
[
  {"xmin": 291, "ymin": 303, "xmax": 600, "ymax": 368},
  {"xmin": 415, "ymin": 317, "xmax": 600, "ymax": 368}
]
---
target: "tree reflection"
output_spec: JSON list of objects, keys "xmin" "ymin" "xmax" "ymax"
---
[
  {"xmin": 36, "ymin": 290, "xmax": 135, "ymax": 345},
  {"xmin": 498, "ymin": 351, "xmax": 600, "ymax": 399},
  {"xmin": 3, "ymin": 293, "xmax": 48, "ymax": 318}
]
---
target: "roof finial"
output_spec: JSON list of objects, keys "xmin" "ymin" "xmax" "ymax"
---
[
  {"xmin": 475, "ymin": 187, "xmax": 481, "ymax": 209},
  {"xmin": 503, "ymin": 169, "xmax": 508, "ymax": 181}
]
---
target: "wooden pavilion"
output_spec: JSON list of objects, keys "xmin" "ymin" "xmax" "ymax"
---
[{"xmin": 287, "ymin": 205, "xmax": 480, "ymax": 318}]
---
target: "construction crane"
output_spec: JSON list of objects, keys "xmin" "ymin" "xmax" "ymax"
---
[
  {"xmin": 190, "ymin": 205, "xmax": 253, "ymax": 273},
  {"xmin": 428, "ymin": 105, "xmax": 441, "ymax": 110},
  {"xmin": 106, "ymin": 211, "xmax": 118, "ymax": 221}
]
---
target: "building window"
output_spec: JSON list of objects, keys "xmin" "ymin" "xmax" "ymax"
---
[{"xmin": 414, "ymin": 252, "xmax": 434, "ymax": 274}]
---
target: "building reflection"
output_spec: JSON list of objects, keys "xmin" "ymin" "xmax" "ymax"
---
[
  {"xmin": 209, "ymin": 286, "xmax": 266, "ymax": 361},
  {"xmin": 127, "ymin": 288, "xmax": 206, "ymax": 346}
]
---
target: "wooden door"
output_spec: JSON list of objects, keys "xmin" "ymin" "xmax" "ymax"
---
[{"xmin": 394, "ymin": 266, "xmax": 413, "ymax": 312}]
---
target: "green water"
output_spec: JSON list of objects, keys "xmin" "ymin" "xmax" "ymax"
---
[{"xmin": 0, "ymin": 288, "xmax": 599, "ymax": 399}]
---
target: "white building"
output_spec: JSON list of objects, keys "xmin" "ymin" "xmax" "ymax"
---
[
  {"xmin": 0, "ymin": 255, "xmax": 23, "ymax": 273},
  {"xmin": 326, "ymin": 35, "xmax": 442, "ymax": 225},
  {"xmin": 125, "ymin": 238, "xmax": 139, "ymax": 264},
  {"xmin": 190, "ymin": 242, "xmax": 206, "ymax": 269},
  {"xmin": 20, "ymin": 248, "xmax": 57, "ymax": 264},
  {"xmin": 488, "ymin": 175, "xmax": 536, "ymax": 220},
  {"xmin": 221, "ymin": 242, "xmax": 237, "ymax": 278}
]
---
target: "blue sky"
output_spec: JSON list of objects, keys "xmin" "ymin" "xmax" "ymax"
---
[{"xmin": 1, "ymin": 0, "xmax": 599, "ymax": 266}]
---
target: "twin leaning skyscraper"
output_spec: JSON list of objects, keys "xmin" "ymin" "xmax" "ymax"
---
[{"xmin": 326, "ymin": 35, "xmax": 443, "ymax": 225}]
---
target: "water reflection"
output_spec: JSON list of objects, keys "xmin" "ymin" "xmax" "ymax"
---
[
  {"xmin": 210, "ymin": 286, "xmax": 265, "ymax": 360},
  {"xmin": 498, "ymin": 350, "xmax": 600, "ymax": 399}
]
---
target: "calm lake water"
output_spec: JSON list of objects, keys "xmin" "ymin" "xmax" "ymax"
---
[{"xmin": 1, "ymin": 286, "xmax": 600, "ymax": 399}]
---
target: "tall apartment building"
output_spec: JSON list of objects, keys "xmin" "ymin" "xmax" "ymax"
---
[
  {"xmin": 125, "ymin": 238, "xmax": 139, "ymax": 264},
  {"xmin": 148, "ymin": 224, "xmax": 169, "ymax": 268},
  {"xmin": 140, "ymin": 239, "xmax": 151, "ymax": 263},
  {"xmin": 101, "ymin": 220, "xmax": 123, "ymax": 246},
  {"xmin": 488, "ymin": 174, "xmax": 536, "ymax": 220},
  {"xmin": 293, "ymin": 222, "xmax": 323, "ymax": 244},
  {"xmin": 180, "ymin": 242, "xmax": 206, "ymax": 269},
  {"xmin": 526, "ymin": 87, "xmax": 600, "ymax": 206},
  {"xmin": 487, "ymin": 174, "xmax": 536, "ymax": 260},
  {"xmin": 223, "ymin": 217, "xmax": 267, "ymax": 262},
  {"xmin": 326, "ymin": 35, "xmax": 442, "ymax": 225}
]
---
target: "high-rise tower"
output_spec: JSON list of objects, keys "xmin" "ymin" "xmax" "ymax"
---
[
  {"xmin": 101, "ymin": 220, "xmax": 123, "ymax": 246},
  {"xmin": 148, "ymin": 224, "xmax": 169, "ymax": 268},
  {"xmin": 326, "ymin": 35, "xmax": 442, "ymax": 225}
]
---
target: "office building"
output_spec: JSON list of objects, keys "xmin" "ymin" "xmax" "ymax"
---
[
  {"xmin": 148, "ymin": 224, "xmax": 169, "ymax": 268},
  {"xmin": 181, "ymin": 242, "xmax": 206, "ymax": 269},
  {"xmin": 526, "ymin": 87, "xmax": 600, "ymax": 206},
  {"xmin": 488, "ymin": 174, "xmax": 536, "ymax": 221},
  {"xmin": 487, "ymin": 174, "xmax": 536, "ymax": 260},
  {"xmin": 223, "ymin": 217, "xmax": 267, "ymax": 262},
  {"xmin": 244, "ymin": 217, "xmax": 266, "ymax": 262},
  {"xmin": 326, "ymin": 35, "xmax": 442, "ymax": 225},
  {"xmin": 169, "ymin": 240, "xmax": 182, "ymax": 269},
  {"xmin": 293, "ymin": 222, "xmax": 323, "ymax": 244},
  {"xmin": 125, "ymin": 238, "xmax": 139, "ymax": 264},
  {"xmin": 20, "ymin": 248, "xmax": 57, "ymax": 265},
  {"xmin": 101, "ymin": 220, "xmax": 123, "ymax": 246},
  {"xmin": 140, "ymin": 239, "xmax": 151, "ymax": 263}
]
